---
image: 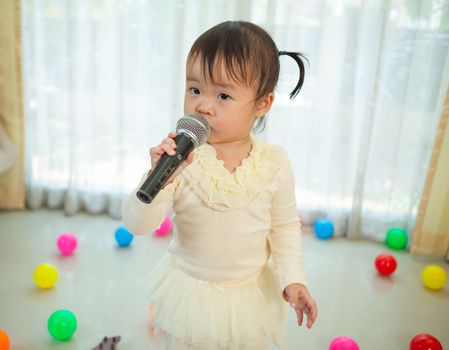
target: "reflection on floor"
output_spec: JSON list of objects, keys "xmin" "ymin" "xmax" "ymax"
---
[{"xmin": 0, "ymin": 209, "xmax": 448, "ymax": 349}]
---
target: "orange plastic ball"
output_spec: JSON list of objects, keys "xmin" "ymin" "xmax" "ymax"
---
[{"xmin": 0, "ymin": 329, "xmax": 10, "ymax": 350}]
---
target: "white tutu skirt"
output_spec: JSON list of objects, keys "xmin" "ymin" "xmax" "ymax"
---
[{"xmin": 147, "ymin": 253, "xmax": 287, "ymax": 349}]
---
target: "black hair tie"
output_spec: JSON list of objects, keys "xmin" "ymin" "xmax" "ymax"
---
[{"xmin": 278, "ymin": 50, "xmax": 309, "ymax": 99}]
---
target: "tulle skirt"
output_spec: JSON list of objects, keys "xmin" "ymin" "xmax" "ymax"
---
[{"xmin": 147, "ymin": 253, "xmax": 287, "ymax": 349}]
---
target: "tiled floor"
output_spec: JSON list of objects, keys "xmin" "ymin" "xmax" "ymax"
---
[{"xmin": 0, "ymin": 209, "xmax": 448, "ymax": 349}]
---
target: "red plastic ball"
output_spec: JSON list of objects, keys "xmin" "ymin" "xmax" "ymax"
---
[
  {"xmin": 410, "ymin": 334, "xmax": 442, "ymax": 350},
  {"xmin": 375, "ymin": 254, "xmax": 397, "ymax": 276}
]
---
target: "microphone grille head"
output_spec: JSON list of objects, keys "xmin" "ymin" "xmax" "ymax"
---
[{"xmin": 176, "ymin": 114, "xmax": 210, "ymax": 148}]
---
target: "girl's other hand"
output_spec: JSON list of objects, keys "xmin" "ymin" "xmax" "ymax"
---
[
  {"xmin": 283, "ymin": 284, "xmax": 318, "ymax": 329},
  {"xmin": 148, "ymin": 132, "xmax": 194, "ymax": 185}
]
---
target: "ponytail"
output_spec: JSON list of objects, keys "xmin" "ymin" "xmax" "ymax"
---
[{"xmin": 278, "ymin": 51, "xmax": 309, "ymax": 99}]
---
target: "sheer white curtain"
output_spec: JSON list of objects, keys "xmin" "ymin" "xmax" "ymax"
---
[
  {"xmin": 265, "ymin": 0, "xmax": 449, "ymax": 240},
  {"xmin": 22, "ymin": 0, "xmax": 449, "ymax": 241}
]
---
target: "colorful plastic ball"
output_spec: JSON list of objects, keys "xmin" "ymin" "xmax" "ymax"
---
[
  {"xmin": 314, "ymin": 219, "xmax": 334, "ymax": 240},
  {"xmin": 33, "ymin": 263, "xmax": 58, "ymax": 289},
  {"xmin": 57, "ymin": 233, "xmax": 78, "ymax": 256},
  {"xmin": 329, "ymin": 336, "xmax": 360, "ymax": 350},
  {"xmin": 154, "ymin": 217, "xmax": 172, "ymax": 237},
  {"xmin": 0, "ymin": 329, "xmax": 10, "ymax": 350},
  {"xmin": 410, "ymin": 333, "xmax": 443, "ymax": 350},
  {"xmin": 385, "ymin": 228, "xmax": 408, "ymax": 250},
  {"xmin": 115, "ymin": 226, "xmax": 134, "ymax": 247},
  {"xmin": 47, "ymin": 309, "xmax": 77, "ymax": 341},
  {"xmin": 375, "ymin": 254, "xmax": 397, "ymax": 276},
  {"xmin": 421, "ymin": 265, "xmax": 447, "ymax": 291}
]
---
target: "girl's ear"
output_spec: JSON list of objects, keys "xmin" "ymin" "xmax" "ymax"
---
[{"xmin": 255, "ymin": 92, "xmax": 275, "ymax": 116}]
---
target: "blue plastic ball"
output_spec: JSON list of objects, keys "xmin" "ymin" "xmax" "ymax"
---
[
  {"xmin": 114, "ymin": 226, "xmax": 134, "ymax": 247},
  {"xmin": 313, "ymin": 219, "xmax": 334, "ymax": 239}
]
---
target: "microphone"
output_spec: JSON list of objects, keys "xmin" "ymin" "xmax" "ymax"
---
[{"xmin": 136, "ymin": 114, "xmax": 210, "ymax": 204}]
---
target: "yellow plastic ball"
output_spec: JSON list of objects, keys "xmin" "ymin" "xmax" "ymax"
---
[
  {"xmin": 421, "ymin": 264, "xmax": 447, "ymax": 291},
  {"xmin": 33, "ymin": 263, "xmax": 58, "ymax": 289}
]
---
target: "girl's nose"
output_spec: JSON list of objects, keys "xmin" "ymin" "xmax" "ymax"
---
[{"xmin": 196, "ymin": 97, "xmax": 214, "ymax": 116}]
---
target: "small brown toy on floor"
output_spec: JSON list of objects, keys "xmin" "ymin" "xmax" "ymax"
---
[{"xmin": 92, "ymin": 336, "xmax": 121, "ymax": 350}]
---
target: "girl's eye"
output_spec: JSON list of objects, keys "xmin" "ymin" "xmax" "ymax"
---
[
  {"xmin": 190, "ymin": 87, "xmax": 200, "ymax": 95},
  {"xmin": 217, "ymin": 93, "xmax": 231, "ymax": 100}
]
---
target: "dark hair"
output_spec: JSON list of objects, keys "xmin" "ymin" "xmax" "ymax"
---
[{"xmin": 187, "ymin": 21, "xmax": 308, "ymax": 132}]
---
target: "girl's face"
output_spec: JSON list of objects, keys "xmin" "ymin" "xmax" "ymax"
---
[{"xmin": 183, "ymin": 56, "xmax": 273, "ymax": 144}]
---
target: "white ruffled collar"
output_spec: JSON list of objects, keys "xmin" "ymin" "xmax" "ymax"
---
[{"xmin": 182, "ymin": 137, "xmax": 281, "ymax": 211}]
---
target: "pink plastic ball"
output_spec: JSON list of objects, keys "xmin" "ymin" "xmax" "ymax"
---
[
  {"xmin": 329, "ymin": 336, "xmax": 360, "ymax": 350},
  {"xmin": 154, "ymin": 217, "xmax": 172, "ymax": 236},
  {"xmin": 57, "ymin": 233, "xmax": 77, "ymax": 256}
]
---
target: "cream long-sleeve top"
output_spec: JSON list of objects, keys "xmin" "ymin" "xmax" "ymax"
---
[{"xmin": 122, "ymin": 137, "xmax": 307, "ymax": 292}]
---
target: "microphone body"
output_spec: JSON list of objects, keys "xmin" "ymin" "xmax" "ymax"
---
[{"xmin": 136, "ymin": 114, "xmax": 209, "ymax": 204}]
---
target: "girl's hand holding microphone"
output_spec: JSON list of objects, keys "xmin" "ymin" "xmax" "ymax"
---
[
  {"xmin": 137, "ymin": 114, "xmax": 208, "ymax": 204},
  {"xmin": 149, "ymin": 132, "xmax": 194, "ymax": 186}
]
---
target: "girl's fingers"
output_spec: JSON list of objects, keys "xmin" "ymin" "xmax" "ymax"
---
[
  {"xmin": 311, "ymin": 302, "xmax": 318, "ymax": 320},
  {"xmin": 295, "ymin": 308, "xmax": 303, "ymax": 326},
  {"xmin": 186, "ymin": 153, "xmax": 194, "ymax": 164},
  {"xmin": 148, "ymin": 131, "xmax": 190, "ymax": 178},
  {"xmin": 163, "ymin": 137, "xmax": 177, "ymax": 148},
  {"xmin": 307, "ymin": 314, "xmax": 315, "ymax": 328},
  {"xmin": 149, "ymin": 147, "xmax": 163, "ymax": 157},
  {"xmin": 305, "ymin": 307, "xmax": 313, "ymax": 328},
  {"xmin": 305, "ymin": 303, "xmax": 317, "ymax": 329},
  {"xmin": 160, "ymin": 143, "xmax": 176, "ymax": 156}
]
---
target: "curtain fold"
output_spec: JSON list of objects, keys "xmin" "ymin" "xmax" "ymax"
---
[
  {"xmin": 0, "ymin": 0, "xmax": 24, "ymax": 209},
  {"xmin": 21, "ymin": 0, "xmax": 449, "ymax": 247},
  {"xmin": 411, "ymin": 79, "xmax": 449, "ymax": 258}
]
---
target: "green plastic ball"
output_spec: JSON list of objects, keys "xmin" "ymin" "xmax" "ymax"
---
[
  {"xmin": 47, "ymin": 309, "xmax": 77, "ymax": 341},
  {"xmin": 385, "ymin": 228, "xmax": 408, "ymax": 250}
]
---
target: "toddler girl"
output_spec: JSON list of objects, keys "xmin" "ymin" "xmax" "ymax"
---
[{"xmin": 122, "ymin": 20, "xmax": 317, "ymax": 350}]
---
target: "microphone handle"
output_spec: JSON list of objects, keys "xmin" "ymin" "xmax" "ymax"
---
[{"xmin": 136, "ymin": 133, "xmax": 195, "ymax": 204}]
